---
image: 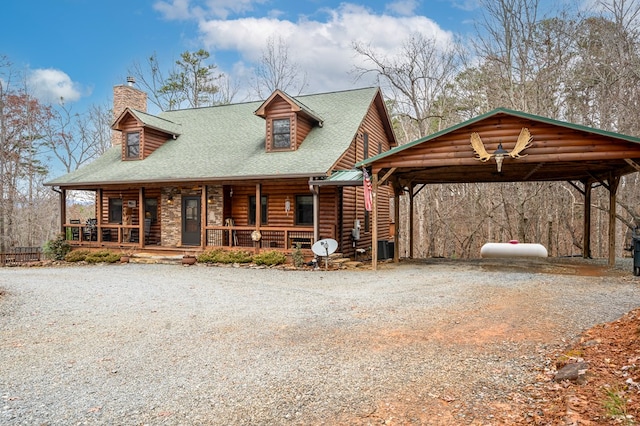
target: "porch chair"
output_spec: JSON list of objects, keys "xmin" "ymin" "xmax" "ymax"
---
[
  {"xmin": 225, "ymin": 218, "xmax": 238, "ymax": 246},
  {"xmin": 69, "ymin": 219, "xmax": 81, "ymax": 241},
  {"xmin": 83, "ymin": 218, "xmax": 97, "ymax": 241}
]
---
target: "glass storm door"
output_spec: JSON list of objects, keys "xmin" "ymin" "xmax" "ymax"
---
[{"xmin": 182, "ymin": 196, "xmax": 201, "ymax": 246}]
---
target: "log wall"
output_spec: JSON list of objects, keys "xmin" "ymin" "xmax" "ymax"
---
[
  {"xmin": 228, "ymin": 180, "xmax": 337, "ymax": 240},
  {"xmin": 142, "ymin": 128, "xmax": 171, "ymax": 158},
  {"xmin": 332, "ymin": 93, "xmax": 394, "ymax": 258}
]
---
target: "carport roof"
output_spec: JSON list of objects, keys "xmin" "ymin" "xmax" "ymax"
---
[{"xmin": 357, "ymin": 108, "xmax": 640, "ymax": 185}]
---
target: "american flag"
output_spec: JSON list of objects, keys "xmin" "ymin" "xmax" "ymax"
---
[{"xmin": 362, "ymin": 168, "xmax": 372, "ymax": 212}]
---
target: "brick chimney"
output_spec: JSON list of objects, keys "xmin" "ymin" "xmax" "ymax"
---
[{"xmin": 111, "ymin": 77, "xmax": 147, "ymax": 146}]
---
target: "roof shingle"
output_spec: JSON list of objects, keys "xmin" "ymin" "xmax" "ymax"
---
[{"xmin": 47, "ymin": 87, "xmax": 380, "ymax": 187}]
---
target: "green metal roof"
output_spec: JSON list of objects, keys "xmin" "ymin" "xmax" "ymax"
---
[
  {"xmin": 356, "ymin": 107, "xmax": 640, "ymax": 168},
  {"xmin": 311, "ymin": 169, "xmax": 363, "ymax": 186},
  {"xmin": 47, "ymin": 87, "xmax": 381, "ymax": 187}
]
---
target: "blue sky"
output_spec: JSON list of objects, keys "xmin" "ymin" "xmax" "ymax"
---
[
  {"xmin": 2, "ymin": 0, "xmax": 584, "ymax": 110},
  {"xmin": 1, "ymin": 0, "xmax": 485, "ymax": 110}
]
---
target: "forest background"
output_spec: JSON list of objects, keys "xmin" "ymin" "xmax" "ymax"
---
[{"xmin": 2, "ymin": 0, "xmax": 640, "ymax": 260}]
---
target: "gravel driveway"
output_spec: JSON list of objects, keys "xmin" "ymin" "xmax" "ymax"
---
[{"xmin": 1, "ymin": 259, "xmax": 639, "ymax": 425}]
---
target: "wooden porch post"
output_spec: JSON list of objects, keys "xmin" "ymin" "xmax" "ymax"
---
[
  {"xmin": 60, "ymin": 188, "xmax": 66, "ymax": 234},
  {"xmin": 394, "ymin": 182, "xmax": 400, "ymax": 263},
  {"xmin": 311, "ymin": 185, "xmax": 319, "ymax": 243},
  {"xmin": 255, "ymin": 183, "xmax": 261, "ymax": 253},
  {"xmin": 139, "ymin": 188, "xmax": 145, "ymax": 249},
  {"xmin": 409, "ymin": 183, "xmax": 415, "ymax": 259},
  {"xmin": 97, "ymin": 189, "xmax": 103, "ymax": 243},
  {"xmin": 200, "ymin": 186, "xmax": 206, "ymax": 249},
  {"xmin": 608, "ymin": 174, "xmax": 620, "ymax": 267},
  {"xmin": 583, "ymin": 180, "xmax": 592, "ymax": 259},
  {"xmin": 371, "ymin": 173, "xmax": 379, "ymax": 271}
]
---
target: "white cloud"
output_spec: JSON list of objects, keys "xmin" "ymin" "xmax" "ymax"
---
[
  {"xmin": 28, "ymin": 69, "xmax": 83, "ymax": 104},
  {"xmin": 197, "ymin": 3, "xmax": 454, "ymax": 95},
  {"xmin": 154, "ymin": 0, "xmax": 267, "ymax": 20},
  {"xmin": 154, "ymin": 0, "xmax": 193, "ymax": 20},
  {"xmin": 451, "ymin": 0, "xmax": 481, "ymax": 12},
  {"xmin": 385, "ymin": 0, "xmax": 419, "ymax": 16}
]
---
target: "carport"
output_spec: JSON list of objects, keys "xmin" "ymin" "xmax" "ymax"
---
[{"xmin": 357, "ymin": 108, "xmax": 640, "ymax": 270}]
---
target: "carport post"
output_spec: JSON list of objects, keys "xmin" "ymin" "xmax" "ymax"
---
[
  {"xmin": 583, "ymin": 180, "xmax": 592, "ymax": 259},
  {"xmin": 409, "ymin": 184, "xmax": 414, "ymax": 259},
  {"xmin": 394, "ymin": 183, "xmax": 400, "ymax": 263},
  {"xmin": 608, "ymin": 174, "xmax": 620, "ymax": 267},
  {"xmin": 371, "ymin": 173, "xmax": 378, "ymax": 271}
]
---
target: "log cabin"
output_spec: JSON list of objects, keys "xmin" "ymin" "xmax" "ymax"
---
[{"xmin": 45, "ymin": 82, "xmax": 397, "ymax": 260}]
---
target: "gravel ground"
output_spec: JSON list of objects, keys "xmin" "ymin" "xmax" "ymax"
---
[{"xmin": 1, "ymin": 258, "xmax": 640, "ymax": 425}]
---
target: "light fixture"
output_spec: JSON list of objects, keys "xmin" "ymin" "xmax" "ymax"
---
[
  {"xmin": 493, "ymin": 142, "xmax": 508, "ymax": 173},
  {"xmin": 285, "ymin": 197, "xmax": 291, "ymax": 215},
  {"xmin": 230, "ymin": 187, "xmax": 233, "ymax": 197},
  {"xmin": 208, "ymin": 195, "xmax": 214, "ymax": 204},
  {"xmin": 167, "ymin": 194, "xmax": 174, "ymax": 204}
]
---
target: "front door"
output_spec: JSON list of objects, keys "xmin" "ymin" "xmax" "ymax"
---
[{"xmin": 182, "ymin": 196, "xmax": 201, "ymax": 246}]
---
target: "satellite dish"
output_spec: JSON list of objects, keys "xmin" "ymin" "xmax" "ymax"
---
[
  {"xmin": 312, "ymin": 238, "xmax": 338, "ymax": 257},
  {"xmin": 312, "ymin": 238, "xmax": 338, "ymax": 270}
]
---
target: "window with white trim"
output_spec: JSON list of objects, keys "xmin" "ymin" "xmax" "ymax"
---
[
  {"xmin": 126, "ymin": 131, "xmax": 140, "ymax": 159},
  {"xmin": 272, "ymin": 118, "xmax": 291, "ymax": 149}
]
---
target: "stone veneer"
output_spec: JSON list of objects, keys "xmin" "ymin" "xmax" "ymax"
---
[
  {"xmin": 161, "ymin": 189, "xmax": 181, "ymax": 247},
  {"xmin": 206, "ymin": 185, "xmax": 224, "ymax": 227},
  {"xmin": 160, "ymin": 186, "xmax": 224, "ymax": 247}
]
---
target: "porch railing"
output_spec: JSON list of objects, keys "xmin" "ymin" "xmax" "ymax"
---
[
  {"xmin": 1, "ymin": 247, "xmax": 42, "ymax": 265},
  {"xmin": 64, "ymin": 222, "xmax": 314, "ymax": 251},
  {"xmin": 64, "ymin": 222, "xmax": 143, "ymax": 246},
  {"xmin": 205, "ymin": 225, "xmax": 314, "ymax": 250}
]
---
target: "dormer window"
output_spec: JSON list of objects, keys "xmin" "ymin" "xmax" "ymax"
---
[
  {"xmin": 272, "ymin": 118, "xmax": 291, "ymax": 149},
  {"xmin": 255, "ymin": 90, "xmax": 323, "ymax": 153},
  {"xmin": 126, "ymin": 131, "xmax": 140, "ymax": 159}
]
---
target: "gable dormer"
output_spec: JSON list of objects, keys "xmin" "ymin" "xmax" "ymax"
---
[
  {"xmin": 254, "ymin": 90, "xmax": 323, "ymax": 152},
  {"xmin": 112, "ymin": 108, "xmax": 181, "ymax": 161}
]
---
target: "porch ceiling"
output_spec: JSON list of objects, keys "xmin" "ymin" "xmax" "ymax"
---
[{"xmin": 386, "ymin": 158, "xmax": 639, "ymax": 185}]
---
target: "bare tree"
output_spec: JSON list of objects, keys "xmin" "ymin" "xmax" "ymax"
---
[
  {"xmin": 127, "ymin": 53, "xmax": 176, "ymax": 112},
  {"xmin": 353, "ymin": 32, "xmax": 464, "ymax": 139},
  {"xmin": 215, "ymin": 73, "xmax": 240, "ymax": 105},
  {"xmin": 41, "ymin": 100, "xmax": 113, "ymax": 174},
  {"xmin": 252, "ymin": 35, "xmax": 308, "ymax": 99},
  {"xmin": 0, "ymin": 58, "xmax": 52, "ymax": 250},
  {"xmin": 472, "ymin": 0, "xmax": 546, "ymax": 110},
  {"xmin": 564, "ymin": 0, "xmax": 640, "ymax": 133}
]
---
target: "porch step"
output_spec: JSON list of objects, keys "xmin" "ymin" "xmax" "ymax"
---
[
  {"xmin": 129, "ymin": 253, "xmax": 184, "ymax": 264},
  {"xmin": 328, "ymin": 257, "xmax": 365, "ymax": 269}
]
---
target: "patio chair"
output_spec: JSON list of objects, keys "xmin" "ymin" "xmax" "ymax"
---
[{"xmin": 70, "ymin": 219, "xmax": 81, "ymax": 241}]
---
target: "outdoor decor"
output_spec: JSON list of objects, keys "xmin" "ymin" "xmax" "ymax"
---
[{"xmin": 470, "ymin": 127, "xmax": 533, "ymax": 172}]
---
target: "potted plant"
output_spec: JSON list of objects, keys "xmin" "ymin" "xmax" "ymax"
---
[{"xmin": 182, "ymin": 253, "xmax": 197, "ymax": 265}]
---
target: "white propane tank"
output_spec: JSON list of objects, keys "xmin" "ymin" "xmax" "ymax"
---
[{"xmin": 480, "ymin": 241, "xmax": 548, "ymax": 258}]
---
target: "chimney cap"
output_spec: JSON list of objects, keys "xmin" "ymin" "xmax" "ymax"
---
[{"xmin": 126, "ymin": 76, "xmax": 136, "ymax": 86}]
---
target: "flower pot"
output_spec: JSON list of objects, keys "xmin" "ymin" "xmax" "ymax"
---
[
  {"xmin": 182, "ymin": 255, "xmax": 197, "ymax": 265},
  {"xmin": 120, "ymin": 256, "xmax": 130, "ymax": 263}
]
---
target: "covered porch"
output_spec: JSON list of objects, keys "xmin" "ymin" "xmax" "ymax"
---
[{"xmin": 57, "ymin": 179, "xmax": 325, "ymax": 256}]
